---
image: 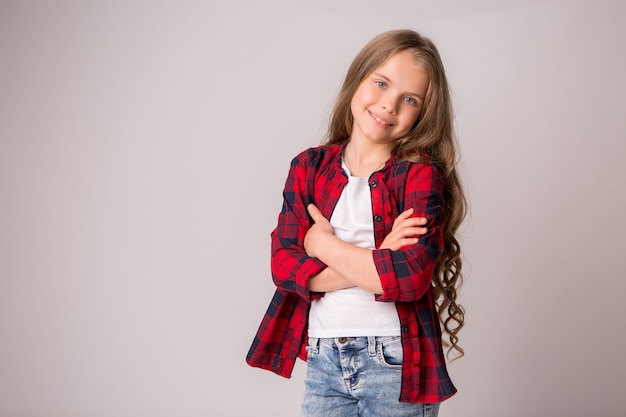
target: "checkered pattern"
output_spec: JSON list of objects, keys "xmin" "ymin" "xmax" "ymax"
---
[{"xmin": 246, "ymin": 144, "xmax": 456, "ymax": 403}]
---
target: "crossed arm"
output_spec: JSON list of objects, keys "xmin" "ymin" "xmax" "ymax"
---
[{"xmin": 304, "ymin": 205, "xmax": 427, "ymax": 295}]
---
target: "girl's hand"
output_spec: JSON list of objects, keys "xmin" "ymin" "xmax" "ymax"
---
[
  {"xmin": 304, "ymin": 204, "xmax": 333, "ymax": 258},
  {"xmin": 379, "ymin": 208, "xmax": 427, "ymax": 251}
]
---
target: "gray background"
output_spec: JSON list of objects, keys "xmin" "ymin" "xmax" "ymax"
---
[{"xmin": 1, "ymin": 0, "xmax": 625, "ymax": 416}]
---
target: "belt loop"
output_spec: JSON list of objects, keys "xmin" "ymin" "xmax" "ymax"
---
[
  {"xmin": 309, "ymin": 337, "xmax": 319, "ymax": 354},
  {"xmin": 367, "ymin": 336, "xmax": 376, "ymax": 356}
]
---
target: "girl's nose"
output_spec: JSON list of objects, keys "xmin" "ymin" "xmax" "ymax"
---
[
  {"xmin": 381, "ymin": 99, "xmax": 398, "ymax": 114},
  {"xmin": 380, "ymin": 93, "xmax": 399, "ymax": 114}
]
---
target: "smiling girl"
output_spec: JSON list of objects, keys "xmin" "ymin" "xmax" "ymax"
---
[{"xmin": 247, "ymin": 29, "xmax": 466, "ymax": 417}]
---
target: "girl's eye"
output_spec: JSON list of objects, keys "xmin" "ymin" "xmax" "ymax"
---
[
  {"xmin": 375, "ymin": 80, "xmax": 386, "ymax": 88},
  {"xmin": 404, "ymin": 96, "xmax": 417, "ymax": 105}
]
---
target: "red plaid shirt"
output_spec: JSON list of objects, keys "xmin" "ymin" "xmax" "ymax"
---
[{"xmin": 246, "ymin": 144, "xmax": 456, "ymax": 403}]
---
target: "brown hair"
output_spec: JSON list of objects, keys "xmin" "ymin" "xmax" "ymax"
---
[{"xmin": 326, "ymin": 29, "xmax": 467, "ymax": 359}]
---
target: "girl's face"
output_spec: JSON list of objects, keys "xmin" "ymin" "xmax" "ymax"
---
[{"xmin": 350, "ymin": 50, "xmax": 429, "ymax": 147}]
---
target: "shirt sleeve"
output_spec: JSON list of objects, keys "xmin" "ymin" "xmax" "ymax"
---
[
  {"xmin": 270, "ymin": 153, "xmax": 327, "ymax": 302},
  {"xmin": 373, "ymin": 162, "xmax": 445, "ymax": 303}
]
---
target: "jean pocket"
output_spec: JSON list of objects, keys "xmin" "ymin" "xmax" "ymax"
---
[{"xmin": 376, "ymin": 336, "xmax": 403, "ymax": 368}]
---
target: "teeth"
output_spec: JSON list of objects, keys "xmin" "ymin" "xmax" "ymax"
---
[{"xmin": 372, "ymin": 112, "xmax": 389, "ymax": 125}]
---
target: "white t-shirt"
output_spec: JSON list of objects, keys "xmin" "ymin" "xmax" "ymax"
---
[{"xmin": 308, "ymin": 161, "xmax": 400, "ymax": 338}]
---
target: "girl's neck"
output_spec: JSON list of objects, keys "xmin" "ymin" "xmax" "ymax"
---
[{"xmin": 343, "ymin": 141, "xmax": 392, "ymax": 178}]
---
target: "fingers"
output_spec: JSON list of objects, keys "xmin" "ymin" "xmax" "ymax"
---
[
  {"xmin": 393, "ymin": 208, "xmax": 414, "ymax": 225},
  {"xmin": 390, "ymin": 226, "xmax": 427, "ymax": 241},
  {"xmin": 393, "ymin": 209, "xmax": 427, "ymax": 229},
  {"xmin": 390, "ymin": 221, "xmax": 428, "ymax": 242},
  {"xmin": 379, "ymin": 234, "xmax": 420, "ymax": 251},
  {"xmin": 380, "ymin": 209, "xmax": 430, "ymax": 251},
  {"xmin": 405, "ymin": 218, "xmax": 427, "ymax": 228},
  {"xmin": 404, "ymin": 226, "xmax": 428, "ymax": 237},
  {"xmin": 307, "ymin": 204, "xmax": 325, "ymax": 224},
  {"xmin": 400, "ymin": 237, "xmax": 420, "ymax": 247}
]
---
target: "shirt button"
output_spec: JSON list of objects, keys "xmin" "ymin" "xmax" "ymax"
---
[
  {"xmin": 401, "ymin": 326, "xmax": 409, "ymax": 333},
  {"xmin": 370, "ymin": 181, "xmax": 377, "ymax": 188},
  {"xmin": 373, "ymin": 215, "xmax": 382, "ymax": 222}
]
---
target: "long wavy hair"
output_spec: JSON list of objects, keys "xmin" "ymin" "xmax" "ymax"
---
[{"xmin": 325, "ymin": 29, "xmax": 467, "ymax": 359}]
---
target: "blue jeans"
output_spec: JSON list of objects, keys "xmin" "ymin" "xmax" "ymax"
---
[{"xmin": 302, "ymin": 336, "xmax": 440, "ymax": 417}]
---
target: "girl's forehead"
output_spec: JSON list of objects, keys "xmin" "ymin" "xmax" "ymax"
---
[
  {"xmin": 369, "ymin": 51, "xmax": 429, "ymax": 93},
  {"xmin": 375, "ymin": 50, "xmax": 425, "ymax": 73}
]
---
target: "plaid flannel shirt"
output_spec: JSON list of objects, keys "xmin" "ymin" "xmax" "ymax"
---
[{"xmin": 246, "ymin": 144, "xmax": 456, "ymax": 403}]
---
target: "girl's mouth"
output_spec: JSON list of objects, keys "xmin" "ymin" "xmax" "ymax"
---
[{"xmin": 368, "ymin": 110, "xmax": 392, "ymax": 127}]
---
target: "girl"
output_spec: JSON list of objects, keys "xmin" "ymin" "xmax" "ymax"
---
[{"xmin": 247, "ymin": 29, "xmax": 466, "ymax": 417}]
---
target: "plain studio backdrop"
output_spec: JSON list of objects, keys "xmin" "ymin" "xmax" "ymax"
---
[{"xmin": 1, "ymin": 1, "xmax": 625, "ymax": 416}]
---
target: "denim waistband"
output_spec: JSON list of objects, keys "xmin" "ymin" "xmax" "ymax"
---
[{"xmin": 308, "ymin": 336, "xmax": 400, "ymax": 356}]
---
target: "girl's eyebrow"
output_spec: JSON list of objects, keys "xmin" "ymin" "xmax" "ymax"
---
[{"xmin": 372, "ymin": 72, "xmax": 425, "ymax": 100}]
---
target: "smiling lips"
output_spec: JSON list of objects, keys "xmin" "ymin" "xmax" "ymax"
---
[{"xmin": 368, "ymin": 110, "xmax": 393, "ymax": 127}]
